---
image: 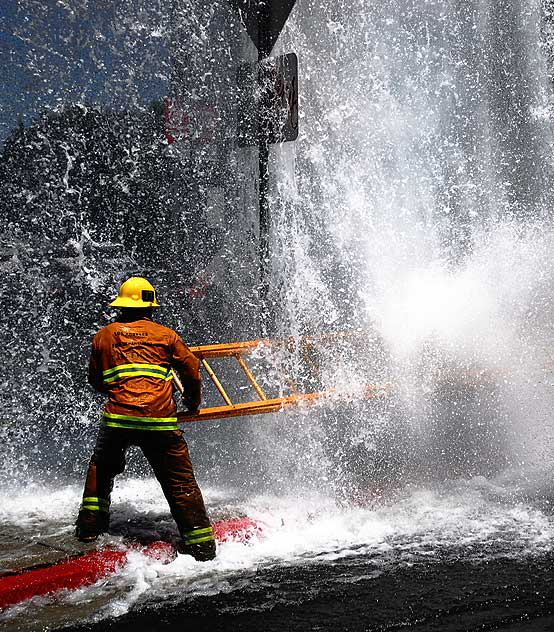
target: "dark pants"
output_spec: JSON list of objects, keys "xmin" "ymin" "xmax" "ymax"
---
[{"xmin": 77, "ymin": 426, "xmax": 212, "ymax": 539}]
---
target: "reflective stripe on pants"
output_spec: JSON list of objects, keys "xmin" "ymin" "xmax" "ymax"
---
[{"xmin": 79, "ymin": 496, "xmax": 110, "ymax": 512}]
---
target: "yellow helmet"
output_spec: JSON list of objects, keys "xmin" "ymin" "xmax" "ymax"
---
[{"xmin": 109, "ymin": 277, "xmax": 160, "ymax": 308}]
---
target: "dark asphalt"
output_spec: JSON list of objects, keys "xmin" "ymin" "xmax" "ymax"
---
[{"xmin": 61, "ymin": 552, "xmax": 554, "ymax": 632}]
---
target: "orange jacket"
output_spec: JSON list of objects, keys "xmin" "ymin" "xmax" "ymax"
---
[{"xmin": 88, "ymin": 317, "xmax": 201, "ymax": 430}]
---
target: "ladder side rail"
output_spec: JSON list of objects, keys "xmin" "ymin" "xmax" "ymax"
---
[
  {"xmin": 189, "ymin": 340, "xmax": 266, "ymax": 357},
  {"xmin": 188, "ymin": 331, "xmax": 361, "ymax": 359},
  {"xmin": 178, "ymin": 392, "xmax": 326, "ymax": 422},
  {"xmin": 178, "ymin": 386, "xmax": 389, "ymax": 423}
]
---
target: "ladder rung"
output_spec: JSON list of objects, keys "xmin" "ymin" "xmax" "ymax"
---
[
  {"xmin": 235, "ymin": 354, "xmax": 267, "ymax": 400},
  {"xmin": 201, "ymin": 358, "xmax": 233, "ymax": 406},
  {"xmin": 171, "ymin": 369, "xmax": 184, "ymax": 393},
  {"xmin": 302, "ymin": 347, "xmax": 321, "ymax": 375},
  {"xmin": 286, "ymin": 378, "xmax": 300, "ymax": 396}
]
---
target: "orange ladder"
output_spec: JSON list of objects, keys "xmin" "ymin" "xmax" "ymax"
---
[{"xmin": 174, "ymin": 335, "xmax": 389, "ymax": 423}]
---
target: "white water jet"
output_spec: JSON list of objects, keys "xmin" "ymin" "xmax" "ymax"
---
[{"xmin": 261, "ymin": 0, "xmax": 554, "ymax": 491}]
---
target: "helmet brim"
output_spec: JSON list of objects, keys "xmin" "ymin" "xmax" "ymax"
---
[{"xmin": 109, "ymin": 297, "xmax": 160, "ymax": 308}]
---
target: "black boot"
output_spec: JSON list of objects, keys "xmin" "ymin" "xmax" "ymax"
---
[
  {"xmin": 177, "ymin": 539, "xmax": 216, "ymax": 561},
  {"xmin": 75, "ymin": 510, "xmax": 109, "ymax": 542}
]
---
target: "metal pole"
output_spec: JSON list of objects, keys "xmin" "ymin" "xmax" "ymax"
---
[{"xmin": 258, "ymin": 6, "xmax": 273, "ymax": 337}]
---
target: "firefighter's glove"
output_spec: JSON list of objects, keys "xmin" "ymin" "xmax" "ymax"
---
[{"xmin": 183, "ymin": 396, "xmax": 199, "ymax": 413}]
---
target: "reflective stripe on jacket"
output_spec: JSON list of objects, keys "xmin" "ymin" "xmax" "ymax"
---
[
  {"xmin": 102, "ymin": 363, "xmax": 173, "ymax": 384},
  {"xmin": 88, "ymin": 317, "xmax": 201, "ymax": 430}
]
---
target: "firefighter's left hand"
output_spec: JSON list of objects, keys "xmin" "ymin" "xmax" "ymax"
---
[{"xmin": 182, "ymin": 396, "xmax": 199, "ymax": 413}]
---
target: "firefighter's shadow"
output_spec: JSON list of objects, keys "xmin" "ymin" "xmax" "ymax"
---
[{"xmin": 107, "ymin": 503, "xmax": 180, "ymax": 545}]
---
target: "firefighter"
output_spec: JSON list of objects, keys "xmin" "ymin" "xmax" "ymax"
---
[{"xmin": 76, "ymin": 277, "xmax": 216, "ymax": 561}]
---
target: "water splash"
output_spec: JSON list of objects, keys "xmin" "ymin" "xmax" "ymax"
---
[{"xmin": 261, "ymin": 0, "xmax": 554, "ymax": 493}]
